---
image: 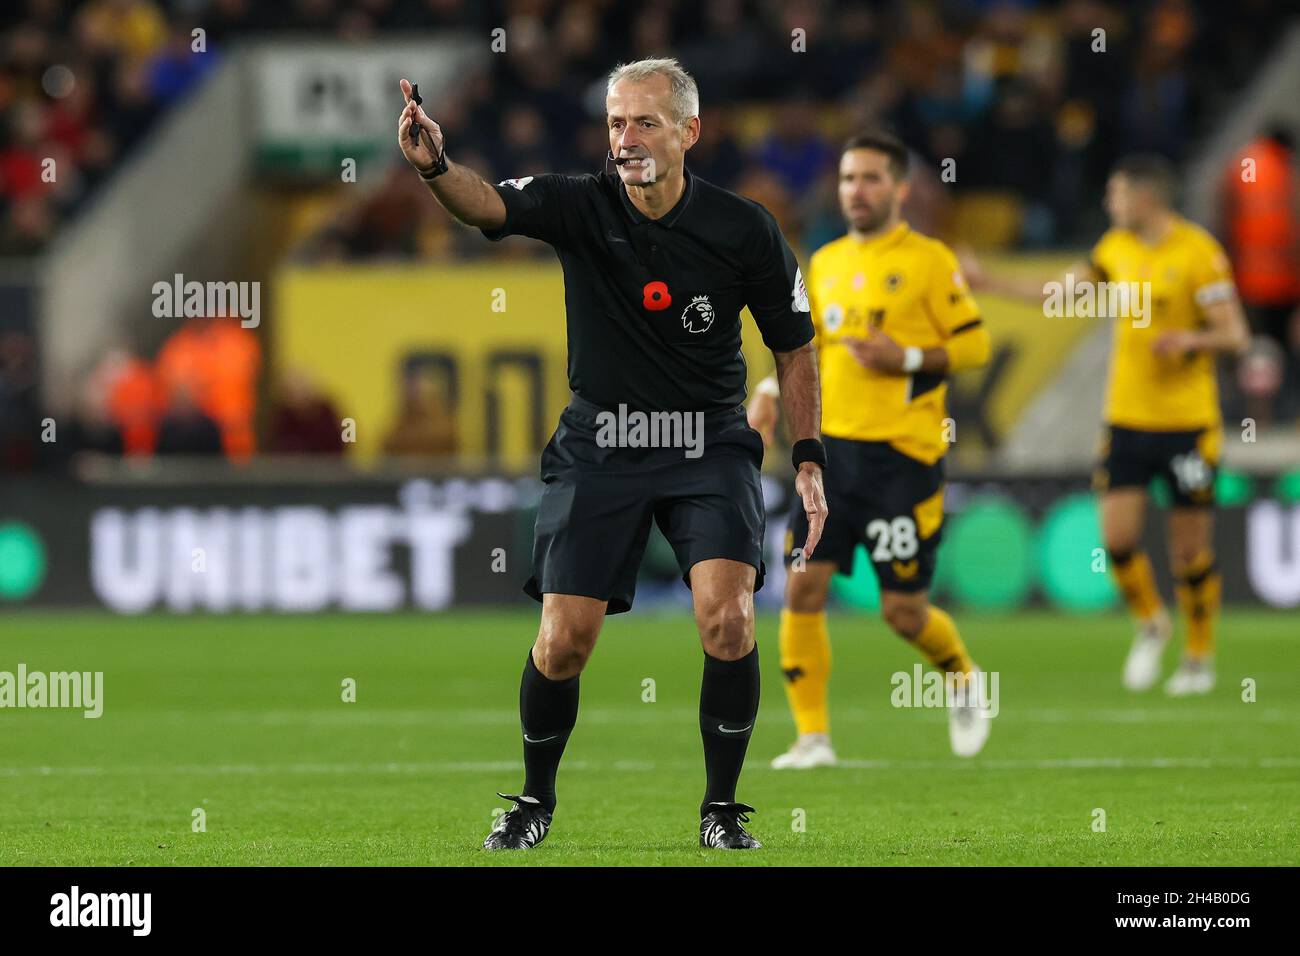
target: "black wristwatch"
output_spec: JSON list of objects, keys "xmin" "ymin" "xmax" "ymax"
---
[
  {"xmin": 792, "ymin": 438, "xmax": 826, "ymax": 472},
  {"xmin": 417, "ymin": 144, "xmax": 449, "ymax": 181}
]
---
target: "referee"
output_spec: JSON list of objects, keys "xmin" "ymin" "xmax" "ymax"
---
[{"xmin": 397, "ymin": 58, "xmax": 827, "ymax": 851}]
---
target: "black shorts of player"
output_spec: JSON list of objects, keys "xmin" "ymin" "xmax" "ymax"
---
[
  {"xmin": 525, "ymin": 394, "xmax": 767, "ymax": 614},
  {"xmin": 1094, "ymin": 424, "xmax": 1219, "ymax": 508},
  {"xmin": 785, "ymin": 435, "xmax": 945, "ymax": 593}
]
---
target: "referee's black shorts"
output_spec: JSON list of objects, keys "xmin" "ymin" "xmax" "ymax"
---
[
  {"xmin": 525, "ymin": 394, "xmax": 767, "ymax": 614},
  {"xmin": 785, "ymin": 435, "xmax": 945, "ymax": 593}
]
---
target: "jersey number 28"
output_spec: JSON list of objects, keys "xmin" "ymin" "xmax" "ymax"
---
[{"xmin": 867, "ymin": 517, "xmax": 918, "ymax": 561}]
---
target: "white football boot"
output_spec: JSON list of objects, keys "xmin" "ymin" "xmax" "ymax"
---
[
  {"xmin": 770, "ymin": 732, "xmax": 837, "ymax": 769},
  {"xmin": 1122, "ymin": 609, "xmax": 1172, "ymax": 691},
  {"xmin": 1165, "ymin": 657, "xmax": 1215, "ymax": 696},
  {"xmin": 947, "ymin": 669, "xmax": 993, "ymax": 758}
]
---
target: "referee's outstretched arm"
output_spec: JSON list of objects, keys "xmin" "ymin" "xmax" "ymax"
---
[
  {"xmin": 397, "ymin": 78, "xmax": 506, "ymax": 231},
  {"xmin": 772, "ymin": 342, "xmax": 820, "ymax": 444}
]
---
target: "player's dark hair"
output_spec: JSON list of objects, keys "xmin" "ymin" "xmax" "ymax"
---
[
  {"xmin": 842, "ymin": 130, "xmax": 910, "ymax": 180},
  {"xmin": 1113, "ymin": 153, "xmax": 1177, "ymax": 204}
]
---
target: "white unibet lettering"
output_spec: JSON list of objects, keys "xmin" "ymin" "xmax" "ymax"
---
[
  {"xmin": 407, "ymin": 511, "xmax": 471, "ymax": 609},
  {"xmin": 478, "ymin": 478, "xmax": 517, "ymax": 513},
  {"xmin": 166, "ymin": 509, "xmax": 235, "ymax": 611},
  {"xmin": 236, "ymin": 508, "xmax": 268, "ymax": 610},
  {"xmin": 419, "ymin": 476, "xmax": 522, "ymax": 513},
  {"xmin": 91, "ymin": 509, "xmax": 163, "ymax": 612},
  {"xmin": 338, "ymin": 506, "xmax": 403, "ymax": 610},
  {"xmin": 1246, "ymin": 501, "xmax": 1300, "ymax": 607},
  {"xmin": 443, "ymin": 478, "xmax": 479, "ymax": 512},
  {"xmin": 273, "ymin": 508, "xmax": 333, "ymax": 610},
  {"xmin": 397, "ymin": 479, "xmax": 436, "ymax": 511}
]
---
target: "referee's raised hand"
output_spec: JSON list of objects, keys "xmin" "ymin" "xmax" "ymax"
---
[
  {"xmin": 397, "ymin": 79, "xmax": 506, "ymax": 231},
  {"xmin": 397, "ymin": 78, "xmax": 444, "ymax": 172}
]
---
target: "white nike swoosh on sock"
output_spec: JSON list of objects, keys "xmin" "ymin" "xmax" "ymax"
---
[
  {"xmin": 717, "ymin": 723, "xmax": 753, "ymax": 734},
  {"xmin": 523, "ymin": 733, "xmax": 559, "ymax": 743}
]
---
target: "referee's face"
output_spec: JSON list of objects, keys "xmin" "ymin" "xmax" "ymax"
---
[
  {"xmin": 839, "ymin": 147, "xmax": 906, "ymax": 234},
  {"xmin": 606, "ymin": 76, "xmax": 698, "ymax": 187}
]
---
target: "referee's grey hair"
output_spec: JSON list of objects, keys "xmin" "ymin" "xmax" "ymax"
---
[{"xmin": 606, "ymin": 57, "xmax": 699, "ymax": 128}]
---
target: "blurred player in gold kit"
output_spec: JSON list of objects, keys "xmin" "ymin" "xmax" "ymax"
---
[
  {"xmin": 965, "ymin": 155, "xmax": 1249, "ymax": 696},
  {"xmin": 748, "ymin": 132, "xmax": 994, "ymax": 767}
]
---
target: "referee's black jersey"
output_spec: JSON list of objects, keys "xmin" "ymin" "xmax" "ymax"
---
[{"xmin": 481, "ymin": 168, "xmax": 815, "ymax": 413}]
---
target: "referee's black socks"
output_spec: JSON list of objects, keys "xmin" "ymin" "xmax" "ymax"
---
[
  {"xmin": 519, "ymin": 650, "xmax": 579, "ymax": 813},
  {"xmin": 699, "ymin": 644, "xmax": 760, "ymax": 817}
]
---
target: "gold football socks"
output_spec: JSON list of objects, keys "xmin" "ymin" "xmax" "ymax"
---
[
  {"xmin": 1176, "ymin": 551, "xmax": 1221, "ymax": 661},
  {"xmin": 910, "ymin": 606, "xmax": 975, "ymax": 676},
  {"xmin": 1111, "ymin": 549, "xmax": 1164, "ymax": 623},
  {"xmin": 778, "ymin": 609, "xmax": 831, "ymax": 735}
]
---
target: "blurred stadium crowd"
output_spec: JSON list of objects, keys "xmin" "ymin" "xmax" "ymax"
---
[
  {"xmin": 1, "ymin": 0, "xmax": 1297, "ymax": 470},
  {"xmin": 296, "ymin": 0, "xmax": 1286, "ymax": 256}
]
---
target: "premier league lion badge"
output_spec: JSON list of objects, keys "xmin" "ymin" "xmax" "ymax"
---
[{"xmin": 682, "ymin": 294, "xmax": 715, "ymax": 333}]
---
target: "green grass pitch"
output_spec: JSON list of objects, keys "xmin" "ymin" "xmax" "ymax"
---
[{"xmin": 1, "ymin": 608, "xmax": 1296, "ymax": 866}]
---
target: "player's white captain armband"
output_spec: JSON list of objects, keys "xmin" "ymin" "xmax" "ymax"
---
[
  {"xmin": 1194, "ymin": 280, "xmax": 1235, "ymax": 308},
  {"xmin": 754, "ymin": 375, "xmax": 780, "ymax": 398}
]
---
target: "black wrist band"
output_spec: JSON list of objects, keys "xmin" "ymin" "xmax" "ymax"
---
[
  {"xmin": 792, "ymin": 438, "xmax": 826, "ymax": 472},
  {"xmin": 418, "ymin": 144, "xmax": 449, "ymax": 181}
]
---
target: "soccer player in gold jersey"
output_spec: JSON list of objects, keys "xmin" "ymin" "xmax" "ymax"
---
[
  {"xmin": 748, "ymin": 132, "xmax": 994, "ymax": 766},
  {"xmin": 964, "ymin": 154, "xmax": 1249, "ymax": 696}
]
